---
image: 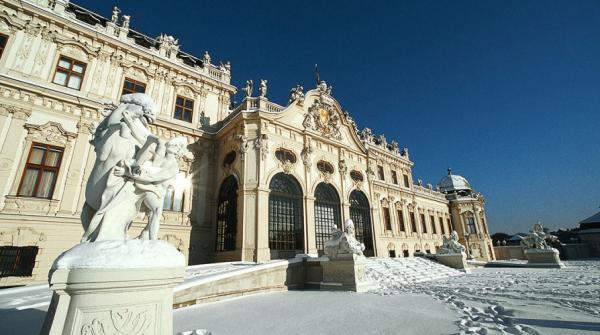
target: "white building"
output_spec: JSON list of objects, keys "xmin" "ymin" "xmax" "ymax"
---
[{"xmin": 0, "ymin": 0, "xmax": 494, "ymax": 286}]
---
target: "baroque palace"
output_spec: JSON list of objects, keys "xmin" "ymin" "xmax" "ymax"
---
[{"xmin": 0, "ymin": 0, "xmax": 494, "ymax": 286}]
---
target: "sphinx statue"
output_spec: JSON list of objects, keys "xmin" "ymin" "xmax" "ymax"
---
[
  {"xmin": 324, "ymin": 219, "xmax": 365, "ymax": 260},
  {"xmin": 438, "ymin": 230, "xmax": 466, "ymax": 254},
  {"xmin": 80, "ymin": 93, "xmax": 187, "ymax": 242}
]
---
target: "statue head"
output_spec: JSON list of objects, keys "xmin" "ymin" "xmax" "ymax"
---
[
  {"xmin": 344, "ymin": 219, "xmax": 355, "ymax": 236},
  {"xmin": 120, "ymin": 93, "xmax": 158, "ymax": 125},
  {"xmin": 166, "ymin": 137, "xmax": 188, "ymax": 158},
  {"xmin": 451, "ymin": 230, "xmax": 459, "ymax": 241}
]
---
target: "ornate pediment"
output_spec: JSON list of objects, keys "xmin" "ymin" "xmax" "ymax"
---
[
  {"xmin": 25, "ymin": 121, "xmax": 77, "ymax": 145},
  {"xmin": 303, "ymin": 97, "xmax": 342, "ymax": 140}
]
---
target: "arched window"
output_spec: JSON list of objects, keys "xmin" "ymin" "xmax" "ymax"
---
[
  {"xmin": 215, "ymin": 175, "xmax": 238, "ymax": 251},
  {"xmin": 314, "ymin": 183, "xmax": 342, "ymax": 253},
  {"xmin": 349, "ymin": 190, "xmax": 374, "ymax": 256},
  {"xmin": 269, "ymin": 173, "xmax": 304, "ymax": 258}
]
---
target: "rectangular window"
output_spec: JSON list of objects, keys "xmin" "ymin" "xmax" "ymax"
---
[
  {"xmin": 382, "ymin": 207, "xmax": 392, "ymax": 231},
  {"xmin": 466, "ymin": 215, "xmax": 477, "ymax": 234},
  {"xmin": 122, "ymin": 77, "xmax": 146, "ymax": 95},
  {"xmin": 420, "ymin": 213, "xmax": 427, "ymax": 233},
  {"xmin": 403, "ymin": 174, "xmax": 410, "ymax": 187},
  {"xmin": 391, "ymin": 171, "xmax": 398, "ymax": 184},
  {"xmin": 174, "ymin": 96, "xmax": 194, "ymax": 122},
  {"xmin": 447, "ymin": 218, "xmax": 453, "ymax": 232},
  {"xmin": 0, "ymin": 33, "xmax": 8, "ymax": 59},
  {"xmin": 481, "ymin": 216, "xmax": 488, "ymax": 235},
  {"xmin": 52, "ymin": 56, "xmax": 86, "ymax": 90},
  {"xmin": 439, "ymin": 217, "xmax": 445, "ymax": 235},
  {"xmin": 0, "ymin": 246, "xmax": 39, "ymax": 277},
  {"xmin": 377, "ymin": 165, "xmax": 385, "ymax": 181},
  {"xmin": 430, "ymin": 215, "xmax": 436, "ymax": 234},
  {"xmin": 163, "ymin": 171, "xmax": 186, "ymax": 211},
  {"xmin": 410, "ymin": 212, "xmax": 417, "ymax": 233},
  {"xmin": 18, "ymin": 143, "xmax": 63, "ymax": 199},
  {"xmin": 397, "ymin": 210, "xmax": 405, "ymax": 232}
]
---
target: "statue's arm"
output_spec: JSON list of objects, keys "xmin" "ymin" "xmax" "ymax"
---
[{"xmin": 132, "ymin": 162, "xmax": 178, "ymax": 184}]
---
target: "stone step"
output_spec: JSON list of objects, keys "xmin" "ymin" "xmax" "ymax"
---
[{"xmin": 364, "ymin": 256, "xmax": 464, "ymax": 287}]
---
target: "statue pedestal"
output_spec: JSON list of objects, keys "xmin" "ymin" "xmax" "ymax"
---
[
  {"xmin": 320, "ymin": 254, "xmax": 370, "ymax": 292},
  {"xmin": 435, "ymin": 252, "xmax": 469, "ymax": 271},
  {"xmin": 524, "ymin": 248, "xmax": 564, "ymax": 268},
  {"xmin": 40, "ymin": 240, "xmax": 185, "ymax": 335}
]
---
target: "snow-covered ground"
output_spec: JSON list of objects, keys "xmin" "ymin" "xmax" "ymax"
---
[
  {"xmin": 368, "ymin": 260, "xmax": 600, "ymax": 335},
  {"xmin": 1, "ymin": 260, "xmax": 599, "ymax": 335}
]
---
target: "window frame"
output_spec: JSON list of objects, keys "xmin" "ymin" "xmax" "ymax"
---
[
  {"xmin": 403, "ymin": 174, "xmax": 410, "ymax": 187},
  {"xmin": 122, "ymin": 77, "xmax": 147, "ymax": 95},
  {"xmin": 17, "ymin": 142, "xmax": 64, "ymax": 199},
  {"xmin": 174, "ymin": 95, "xmax": 194, "ymax": 123},
  {"xmin": 377, "ymin": 165, "xmax": 385, "ymax": 181},
  {"xmin": 397, "ymin": 209, "xmax": 405, "ymax": 232},
  {"xmin": 52, "ymin": 55, "xmax": 87, "ymax": 90},
  {"xmin": 391, "ymin": 170, "xmax": 398, "ymax": 184},
  {"xmin": 382, "ymin": 206, "xmax": 392, "ymax": 231}
]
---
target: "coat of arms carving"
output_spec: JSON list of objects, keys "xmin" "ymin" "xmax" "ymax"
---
[{"xmin": 303, "ymin": 99, "xmax": 342, "ymax": 140}]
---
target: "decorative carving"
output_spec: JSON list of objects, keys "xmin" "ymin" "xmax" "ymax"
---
[
  {"xmin": 156, "ymin": 34, "xmax": 179, "ymax": 58},
  {"xmin": 360, "ymin": 128, "xmax": 373, "ymax": 143},
  {"xmin": 300, "ymin": 141, "xmax": 313, "ymax": 167},
  {"xmin": 0, "ymin": 227, "xmax": 46, "ymax": 246},
  {"xmin": 253, "ymin": 134, "xmax": 269, "ymax": 161},
  {"xmin": 338, "ymin": 159, "xmax": 347, "ymax": 175},
  {"xmin": 303, "ymin": 99, "xmax": 342, "ymax": 140},
  {"xmin": 0, "ymin": 104, "xmax": 31, "ymax": 120},
  {"xmin": 288, "ymin": 85, "xmax": 305, "ymax": 104},
  {"xmin": 81, "ymin": 318, "xmax": 106, "ymax": 335},
  {"xmin": 236, "ymin": 134, "xmax": 249, "ymax": 160},
  {"xmin": 25, "ymin": 121, "xmax": 77, "ymax": 145},
  {"xmin": 110, "ymin": 307, "xmax": 153, "ymax": 334}
]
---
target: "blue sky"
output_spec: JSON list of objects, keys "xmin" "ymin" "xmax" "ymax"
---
[{"xmin": 75, "ymin": 0, "xmax": 600, "ymax": 234}]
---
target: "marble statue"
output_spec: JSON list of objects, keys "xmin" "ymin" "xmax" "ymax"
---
[
  {"xmin": 324, "ymin": 219, "xmax": 365, "ymax": 260},
  {"xmin": 122, "ymin": 15, "xmax": 130, "ymax": 29},
  {"xmin": 259, "ymin": 79, "xmax": 268, "ymax": 97},
  {"xmin": 242, "ymin": 79, "xmax": 253, "ymax": 97},
  {"xmin": 520, "ymin": 223, "xmax": 551, "ymax": 250},
  {"xmin": 288, "ymin": 85, "xmax": 305, "ymax": 104},
  {"xmin": 111, "ymin": 6, "xmax": 120, "ymax": 24},
  {"xmin": 438, "ymin": 231, "xmax": 466, "ymax": 254},
  {"xmin": 80, "ymin": 93, "xmax": 187, "ymax": 242}
]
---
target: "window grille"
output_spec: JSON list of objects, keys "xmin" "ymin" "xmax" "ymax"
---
[
  {"xmin": 0, "ymin": 246, "xmax": 38, "ymax": 277},
  {"xmin": 314, "ymin": 183, "xmax": 341, "ymax": 252},
  {"xmin": 350, "ymin": 190, "xmax": 374, "ymax": 256},
  {"xmin": 215, "ymin": 175, "xmax": 238, "ymax": 251},
  {"xmin": 268, "ymin": 173, "xmax": 304, "ymax": 254}
]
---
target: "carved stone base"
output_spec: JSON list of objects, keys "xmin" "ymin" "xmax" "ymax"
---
[
  {"xmin": 40, "ymin": 241, "xmax": 185, "ymax": 335},
  {"xmin": 524, "ymin": 248, "xmax": 564, "ymax": 268},
  {"xmin": 320, "ymin": 254, "xmax": 370, "ymax": 292},
  {"xmin": 435, "ymin": 252, "xmax": 469, "ymax": 271}
]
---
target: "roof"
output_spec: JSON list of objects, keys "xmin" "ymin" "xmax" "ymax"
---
[
  {"xmin": 438, "ymin": 169, "xmax": 471, "ymax": 193},
  {"xmin": 579, "ymin": 211, "xmax": 600, "ymax": 230}
]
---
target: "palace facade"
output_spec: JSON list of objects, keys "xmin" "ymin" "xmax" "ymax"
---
[{"xmin": 0, "ymin": 0, "xmax": 494, "ymax": 286}]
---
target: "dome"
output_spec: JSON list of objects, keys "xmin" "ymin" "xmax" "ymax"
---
[{"xmin": 438, "ymin": 168, "xmax": 472, "ymax": 193}]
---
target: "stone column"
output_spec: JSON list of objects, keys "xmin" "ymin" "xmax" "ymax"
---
[
  {"xmin": 305, "ymin": 195, "xmax": 317, "ymax": 255},
  {"xmin": 0, "ymin": 106, "xmax": 31, "ymax": 208},
  {"xmin": 58, "ymin": 121, "xmax": 93, "ymax": 215},
  {"xmin": 254, "ymin": 187, "xmax": 270, "ymax": 261}
]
